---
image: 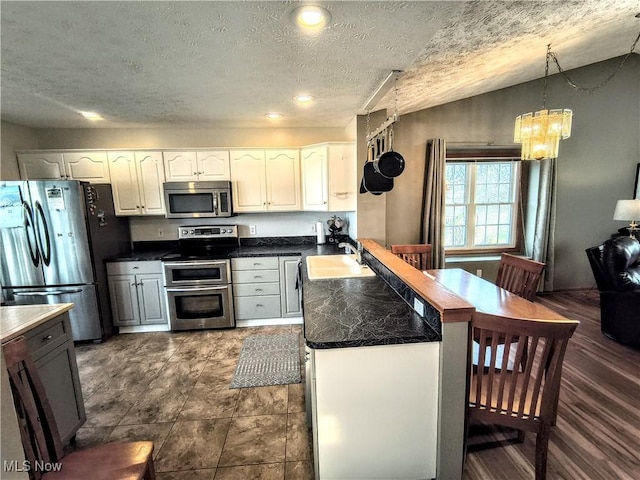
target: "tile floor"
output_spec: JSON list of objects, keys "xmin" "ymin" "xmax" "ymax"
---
[{"xmin": 72, "ymin": 324, "xmax": 313, "ymax": 480}]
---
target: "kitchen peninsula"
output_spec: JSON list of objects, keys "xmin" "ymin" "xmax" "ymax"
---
[{"xmin": 302, "ymin": 239, "xmax": 474, "ymax": 480}]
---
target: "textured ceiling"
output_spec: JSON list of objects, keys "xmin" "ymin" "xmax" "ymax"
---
[{"xmin": 1, "ymin": 1, "xmax": 639, "ymax": 129}]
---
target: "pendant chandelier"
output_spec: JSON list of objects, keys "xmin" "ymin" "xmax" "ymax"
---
[
  {"xmin": 514, "ymin": 21, "xmax": 640, "ymax": 161},
  {"xmin": 514, "ymin": 45, "xmax": 572, "ymax": 161}
]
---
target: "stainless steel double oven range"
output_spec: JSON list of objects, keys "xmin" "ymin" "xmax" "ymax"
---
[{"xmin": 162, "ymin": 225, "xmax": 238, "ymax": 331}]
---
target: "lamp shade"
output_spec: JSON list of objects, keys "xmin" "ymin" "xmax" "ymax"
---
[{"xmin": 613, "ymin": 199, "xmax": 640, "ymax": 221}]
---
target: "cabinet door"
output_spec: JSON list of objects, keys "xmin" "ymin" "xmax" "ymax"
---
[
  {"xmin": 230, "ymin": 150, "xmax": 267, "ymax": 212},
  {"xmin": 163, "ymin": 151, "xmax": 197, "ymax": 182},
  {"xmin": 63, "ymin": 151, "xmax": 110, "ymax": 183},
  {"xmin": 279, "ymin": 256, "xmax": 302, "ymax": 317},
  {"xmin": 108, "ymin": 274, "xmax": 140, "ymax": 326},
  {"xmin": 197, "ymin": 151, "xmax": 230, "ymax": 181},
  {"xmin": 137, "ymin": 273, "xmax": 167, "ymax": 325},
  {"xmin": 35, "ymin": 342, "xmax": 85, "ymax": 445},
  {"xmin": 135, "ymin": 151, "xmax": 166, "ymax": 215},
  {"xmin": 328, "ymin": 143, "xmax": 357, "ymax": 211},
  {"xmin": 266, "ymin": 149, "xmax": 301, "ymax": 211},
  {"xmin": 17, "ymin": 152, "xmax": 66, "ymax": 180},
  {"xmin": 301, "ymin": 146, "xmax": 328, "ymax": 211},
  {"xmin": 108, "ymin": 151, "xmax": 141, "ymax": 216}
]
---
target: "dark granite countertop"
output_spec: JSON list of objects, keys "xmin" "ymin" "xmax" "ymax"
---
[{"xmin": 302, "ymin": 274, "xmax": 440, "ymax": 349}]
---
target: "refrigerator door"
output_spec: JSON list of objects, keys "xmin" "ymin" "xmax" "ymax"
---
[
  {"xmin": 29, "ymin": 181, "xmax": 94, "ymax": 286},
  {"xmin": 0, "ymin": 181, "xmax": 45, "ymax": 287},
  {"xmin": 5, "ymin": 285, "xmax": 102, "ymax": 341}
]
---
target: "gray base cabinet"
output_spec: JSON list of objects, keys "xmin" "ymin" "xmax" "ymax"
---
[
  {"xmin": 232, "ymin": 256, "xmax": 302, "ymax": 320},
  {"xmin": 107, "ymin": 261, "xmax": 167, "ymax": 327},
  {"xmin": 21, "ymin": 312, "xmax": 85, "ymax": 445}
]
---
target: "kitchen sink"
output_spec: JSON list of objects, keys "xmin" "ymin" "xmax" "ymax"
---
[{"xmin": 306, "ymin": 254, "xmax": 376, "ymax": 280}]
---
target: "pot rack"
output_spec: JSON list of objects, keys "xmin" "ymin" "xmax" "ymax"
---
[{"xmin": 364, "ymin": 70, "xmax": 403, "ymax": 144}]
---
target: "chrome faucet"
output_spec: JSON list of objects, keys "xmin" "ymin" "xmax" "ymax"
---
[{"xmin": 338, "ymin": 242, "xmax": 362, "ymax": 264}]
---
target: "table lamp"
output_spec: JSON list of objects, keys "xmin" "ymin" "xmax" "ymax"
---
[{"xmin": 613, "ymin": 199, "xmax": 640, "ymax": 236}]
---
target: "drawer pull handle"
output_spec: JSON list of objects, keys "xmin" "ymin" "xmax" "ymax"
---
[
  {"xmin": 256, "ymin": 303, "xmax": 263, "ymax": 307},
  {"xmin": 43, "ymin": 334, "xmax": 53, "ymax": 341},
  {"xmin": 255, "ymin": 288, "xmax": 263, "ymax": 292}
]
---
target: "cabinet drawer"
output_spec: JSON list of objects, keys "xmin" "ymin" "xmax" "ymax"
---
[
  {"xmin": 233, "ymin": 282, "xmax": 280, "ymax": 297},
  {"xmin": 25, "ymin": 316, "xmax": 69, "ymax": 361},
  {"xmin": 231, "ymin": 257, "xmax": 279, "ymax": 271},
  {"xmin": 234, "ymin": 295, "xmax": 281, "ymax": 320},
  {"xmin": 233, "ymin": 269, "xmax": 280, "ymax": 284},
  {"xmin": 106, "ymin": 261, "xmax": 162, "ymax": 276}
]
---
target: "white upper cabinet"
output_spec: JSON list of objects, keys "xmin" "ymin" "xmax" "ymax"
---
[
  {"xmin": 265, "ymin": 149, "xmax": 301, "ymax": 211},
  {"xmin": 301, "ymin": 145, "xmax": 328, "ymax": 210},
  {"xmin": 18, "ymin": 152, "xmax": 65, "ymax": 180},
  {"xmin": 230, "ymin": 149, "xmax": 301, "ymax": 213},
  {"xmin": 230, "ymin": 150, "xmax": 267, "ymax": 212},
  {"xmin": 109, "ymin": 151, "xmax": 165, "ymax": 216},
  {"xmin": 196, "ymin": 151, "xmax": 230, "ymax": 181},
  {"xmin": 18, "ymin": 151, "xmax": 110, "ymax": 183},
  {"xmin": 163, "ymin": 150, "xmax": 230, "ymax": 182},
  {"xmin": 301, "ymin": 143, "xmax": 356, "ymax": 211},
  {"xmin": 163, "ymin": 151, "xmax": 197, "ymax": 182}
]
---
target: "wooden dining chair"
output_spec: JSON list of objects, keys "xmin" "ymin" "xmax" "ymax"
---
[
  {"xmin": 3, "ymin": 335, "xmax": 156, "ymax": 480},
  {"xmin": 467, "ymin": 312, "xmax": 578, "ymax": 480},
  {"xmin": 495, "ymin": 253, "xmax": 546, "ymax": 301},
  {"xmin": 391, "ymin": 244, "xmax": 433, "ymax": 270}
]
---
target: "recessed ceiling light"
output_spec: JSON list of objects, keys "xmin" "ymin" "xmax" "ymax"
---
[
  {"xmin": 293, "ymin": 94, "xmax": 315, "ymax": 105},
  {"xmin": 79, "ymin": 111, "xmax": 103, "ymax": 121},
  {"xmin": 292, "ymin": 5, "xmax": 331, "ymax": 29},
  {"xmin": 265, "ymin": 112, "xmax": 283, "ymax": 120}
]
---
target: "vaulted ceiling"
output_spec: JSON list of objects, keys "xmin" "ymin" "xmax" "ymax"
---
[{"xmin": 1, "ymin": 1, "xmax": 638, "ymax": 129}]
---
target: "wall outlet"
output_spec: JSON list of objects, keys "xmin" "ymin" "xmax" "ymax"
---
[
  {"xmin": 249, "ymin": 225, "xmax": 256, "ymax": 235},
  {"xmin": 476, "ymin": 269, "xmax": 483, "ymax": 278},
  {"xmin": 311, "ymin": 223, "xmax": 316, "ymax": 233},
  {"xmin": 413, "ymin": 297, "xmax": 425, "ymax": 317},
  {"xmin": 157, "ymin": 228, "xmax": 164, "ymax": 238}
]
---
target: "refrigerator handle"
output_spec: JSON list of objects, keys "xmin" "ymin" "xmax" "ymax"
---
[
  {"xmin": 34, "ymin": 201, "xmax": 52, "ymax": 267},
  {"xmin": 22, "ymin": 201, "xmax": 40, "ymax": 267}
]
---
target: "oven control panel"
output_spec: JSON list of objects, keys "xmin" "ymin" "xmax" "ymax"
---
[{"xmin": 178, "ymin": 225, "xmax": 238, "ymax": 239}]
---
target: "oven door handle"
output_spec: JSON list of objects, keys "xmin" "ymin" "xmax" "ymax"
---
[
  {"xmin": 164, "ymin": 261, "xmax": 228, "ymax": 268},
  {"xmin": 166, "ymin": 286, "xmax": 229, "ymax": 292}
]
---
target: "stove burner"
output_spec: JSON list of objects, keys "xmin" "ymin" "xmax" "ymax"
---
[{"xmin": 163, "ymin": 224, "xmax": 239, "ymax": 262}]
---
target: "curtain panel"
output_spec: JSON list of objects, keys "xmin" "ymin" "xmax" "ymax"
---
[{"xmin": 421, "ymin": 139, "xmax": 446, "ymax": 269}]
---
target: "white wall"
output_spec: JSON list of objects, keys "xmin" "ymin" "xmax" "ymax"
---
[
  {"xmin": 129, "ymin": 211, "xmax": 351, "ymax": 242},
  {"xmin": 1, "ymin": 121, "xmax": 40, "ymax": 180}
]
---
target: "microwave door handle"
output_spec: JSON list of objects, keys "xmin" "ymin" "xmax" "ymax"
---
[{"xmin": 213, "ymin": 192, "xmax": 219, "ymax": 216}]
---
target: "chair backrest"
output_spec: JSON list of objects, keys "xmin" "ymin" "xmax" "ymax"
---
[
  {"xmin": 3, "ymin": 335, "xmax": 64, "ymax": 479},
  {"xmin": 585, "ymin": 244, "xmax": 613, "ymax": 291},
  {"xmin": 469, "ymin": 312, "xmax": 578, "ymax": 428},
  {"xmin": 391, "ymin": 244, "xmax": 433, "ymax": 270},
  {"xmin": 495, "ymin": 253, "xmax": 545, "ymax": 301}
]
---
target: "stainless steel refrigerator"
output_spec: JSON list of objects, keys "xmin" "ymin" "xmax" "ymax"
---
[{"xmin": 0, "ymin": 180, "xmax": 130, "ymax": 341}]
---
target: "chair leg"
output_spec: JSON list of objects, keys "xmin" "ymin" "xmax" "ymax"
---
[
  {"xmin": 534, "ymin": 426, "xmax": 550, "ymax": 480},
  {"xmin": 517, "ymin": 430, "xmax": 526, "ymax": 443}
]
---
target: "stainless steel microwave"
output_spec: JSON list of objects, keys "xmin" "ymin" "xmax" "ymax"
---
[{"xmin": 164, "ymin": 181, "xmax": 233, "ymax": 218}]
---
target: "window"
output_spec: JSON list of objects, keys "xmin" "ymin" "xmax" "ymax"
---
[{"xmin": 444, "ymin": 161, "xmax": 520, "ymax": 250}]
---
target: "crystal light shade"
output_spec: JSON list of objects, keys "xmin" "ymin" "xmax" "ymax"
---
[{"xmin": 514, "ymin": 109, "xmax": 573, "ymax": 160}]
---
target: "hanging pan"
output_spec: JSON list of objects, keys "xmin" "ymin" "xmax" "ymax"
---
[{"xmin": 361, "ymin": 133, "xmax": 393, "ymax": 195}]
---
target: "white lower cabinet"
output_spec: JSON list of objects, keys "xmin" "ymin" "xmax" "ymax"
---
[
  {"xmin": 106, "ymin": 261, "xmax": 167, "ymax": 327},
  {"xmin": 307, "ymin": 342, "xmax": 440, "ymax": 480}
]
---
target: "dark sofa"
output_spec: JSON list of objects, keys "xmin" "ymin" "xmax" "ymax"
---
[{"xmin": 586, "ymin": 236, "xmax": 640, "ymax": 349}]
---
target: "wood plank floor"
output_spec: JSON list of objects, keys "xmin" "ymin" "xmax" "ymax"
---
[{"xmin": 463, "ymin": 289, "xmax": 640, "ymax": 480}]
